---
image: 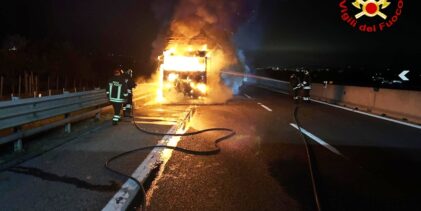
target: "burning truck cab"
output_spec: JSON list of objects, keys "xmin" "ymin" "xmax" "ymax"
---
[{"xmin": 158, "ymin": 45, "xmax": 210, "ymax": 100}]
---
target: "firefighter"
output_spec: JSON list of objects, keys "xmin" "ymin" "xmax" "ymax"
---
[
  {"xmin": 289, "ymin": 71, "xmax": 302, "ymax": 103},
  {"xmin": 302, "ymin": 70, "xmax": 312, "ymax": 102},
  {"xmin": 107, "ymin": 68, "xmax": 128, "ymax": 125},
  {"xmin": 123, "ymin": 69, "xmax": 137, "ymax": 117}
]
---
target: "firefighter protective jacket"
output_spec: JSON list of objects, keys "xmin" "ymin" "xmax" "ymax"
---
[
  {"xmin": 124, "ymin": 75, "xmax": 137, "ymax": 95},
  {"xmin": 303, "ymin": 73, "xmax": 312, "ymax": 90},
  {"xmin": 290, "ymin": 74, "xmax": 301, "ymax": 90},
  {"xmin": 107, "ymin": 75, "xmax": 128, "ymax": 103}
]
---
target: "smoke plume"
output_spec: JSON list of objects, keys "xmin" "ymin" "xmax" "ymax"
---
[{"xmin": 151, "ymin": 0, "xmax": 258, "ymax": 103}]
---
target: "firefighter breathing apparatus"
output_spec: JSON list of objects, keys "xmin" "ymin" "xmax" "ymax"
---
[{"xmin": 104, "ymin": 107, "xmax": 236, "ymax": 211}]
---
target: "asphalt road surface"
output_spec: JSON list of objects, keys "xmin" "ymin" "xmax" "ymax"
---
[
  {"xmin": 147, "ymin": 85, "xmax": 421, "ymax": 211},
  {"xmin": 1, "ymin": 84, "xmax": 420, "ymax": 210},
  {"xmin": 0, "ymin": 103, "xmax": 189, "ymax": 210}
]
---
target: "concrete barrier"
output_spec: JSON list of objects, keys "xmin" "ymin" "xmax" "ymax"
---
[
  {"xmin": 311, "ymin": 84, "xmax": 421, "ymax": 123},
  {"xmin": 243, "ymin": 74, "xmax": 421, "ymax": 124},
  {"xmin": 373, "ymin": 89, "xmax": 421, "ymax": 122},
  {"xmin": 311, "ymin": 84, "xmax": 376, "ymax": 111}
]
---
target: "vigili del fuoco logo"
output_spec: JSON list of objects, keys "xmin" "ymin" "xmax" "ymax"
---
[{"xmin": 339, "ymin": 0, "xmax": 404, "ymax": 32}]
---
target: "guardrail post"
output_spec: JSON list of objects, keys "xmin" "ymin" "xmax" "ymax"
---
[
  {"xmin": 0, "ymin": 75, "xmax": 3, "ymax": 97},
  {"xmin": 64, "ymin": 113, "xmax": 71, "ymax": 133},
  {"xmin": 13, "ymin": 127, "xmax": 23, "ymax": 152},
  {"xmin": 95, "ymin": 108, "xmax": 101, "ymax": 121},
  {"xmin": 18, "ymin": 75, "xmax": 22, "ymax": 97}
]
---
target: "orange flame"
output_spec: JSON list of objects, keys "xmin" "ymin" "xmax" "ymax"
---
[{"xmin": 155, "ymin": 45, "xmax": 210, "ymax": 102}]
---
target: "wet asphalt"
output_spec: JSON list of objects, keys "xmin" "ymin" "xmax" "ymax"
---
[
  {"xmin": 147, "ymin": 85, "xmax": 421, "ymax": 211},
  {"xmin": 1, "ymin": 85, "xmax": 420, "ymax": 210},
  {"xmin": 0, "ymin": 104, "xmax": 188, "ymax": 210}
]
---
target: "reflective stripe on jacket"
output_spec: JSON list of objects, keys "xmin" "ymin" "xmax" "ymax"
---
[{"xmin": 107, "ymin": 76, "xmax": 128, "ymax": 103}]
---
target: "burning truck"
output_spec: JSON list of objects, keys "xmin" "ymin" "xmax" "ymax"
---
[
  {"xmin": 150, "ymin": 0, "xmax": 255, "ymax": 104},
  {"xmin": 157, "ymin": 44, "xmax": 210, "ymax": 100}
]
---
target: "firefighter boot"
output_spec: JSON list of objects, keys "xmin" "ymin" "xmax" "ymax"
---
[
  {"xmin": 125, "ymin": 104, "xmax": 133, "ymax": 117},
  {"xmin": 293, "ymin": 96, "xmax": 300, "ymax": 104},
  {"xmin": 112, "ymin": 115, "xmax": 120, "ymax": 125},
  {"xmin": 123, "ymin": 106, "xmax": 127, "ymax": 117}
]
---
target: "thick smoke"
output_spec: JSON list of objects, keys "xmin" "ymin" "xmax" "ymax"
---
[{"xmin": 151, "ymin": 0, "xmax": 258, "ymax": 103}]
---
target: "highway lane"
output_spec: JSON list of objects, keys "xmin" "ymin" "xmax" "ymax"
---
[
  {"xmin": 243, "ymin": 85, "xmax": 421, "ymax": 210},
  {"xmin": 1, "ymin": 84, "xmax": 419, "ymax": 210},
  {"xmin": 147, "ymin": 90, "xmax": 314, "ymax": 210},
  {"xmin": 147, "ymin": 85, "xmax": 421, "ymax": 210}
]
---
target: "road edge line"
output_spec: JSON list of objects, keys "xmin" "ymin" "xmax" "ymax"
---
[
  {"xmin": 253, "ymin": 85, "xmax": 421, "ymax": 130},
  {"xmin": 310, "ymin": 99, "xmax": 421, "ymax": 130},
  {"xmin": 102, "ymin": 107, "xmax": 194, "ymax": 211}
]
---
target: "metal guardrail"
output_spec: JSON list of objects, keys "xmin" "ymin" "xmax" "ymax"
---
[{"xmin": 0, "ymin": 89, "xmax": 109, "ymax": 151}]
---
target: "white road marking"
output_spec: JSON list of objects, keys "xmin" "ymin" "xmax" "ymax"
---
[
  {"xmin": 244, "ymin": 94, "xmax": 253, "ymax": 99},
  {"xmin": 290, "ymin": 123, "xmax": 344, "ymax": 157},
  {"xmin": 255, "ymin": 84, "xmax": 421, "ymax": 130},
  {"xmin": 103, "ymin": 108, "xmax": 192, "ymax": 211},
  {"xmin": 311, "ymin": 99, "xmax": 421, "ymax": 130},
  {"xmin": 257, "ymin": 102, "xmax": 273, "ymax": 112}
]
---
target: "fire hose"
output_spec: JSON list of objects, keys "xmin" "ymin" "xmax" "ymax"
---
[
  {"xmin": 293, "ymin": 105, "xmax": 322, "ymax": 211},
  {"xmin": 104, "ymin": 110, "xmax": 236, "ymax": 211},
  {"xmin": 105, "ymin": 98, "xmax": 320, "ymax": 210}
]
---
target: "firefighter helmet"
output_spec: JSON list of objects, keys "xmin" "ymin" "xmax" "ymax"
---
[
  {"xmin": 126, "ymin": 69, "xmax": 133, "ymax": 77},
  {"xmin": 113, "ymin": 68, "xmax": 122, "ymax": 76}
]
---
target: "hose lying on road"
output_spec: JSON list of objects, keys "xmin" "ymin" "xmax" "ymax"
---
[
  {"xmin": 293, "ymin": 105, "xmax": 322, "ymax": 211},
  {"xmin": 104, "ymin": 113, "xmax": 235, "ymax": 211}
]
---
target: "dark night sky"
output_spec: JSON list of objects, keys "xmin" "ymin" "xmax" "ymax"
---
[
  {"xmin": 252, "ymin": 0, "xmax": 421, "ymax": 69},
  {"xmin": 1, "ymin": 0, "xmax": 420, "ymax": 69},
  {"xmin": 0, "ymin": 0, "xmax": 160, "ymax": 65}
]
